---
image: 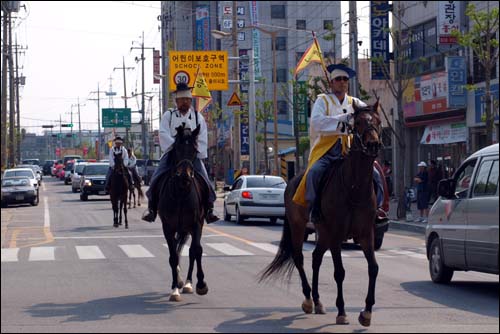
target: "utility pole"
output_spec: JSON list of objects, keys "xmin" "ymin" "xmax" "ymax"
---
[
  {"xmin": 89, "ymin": 84, "xmax": 102, "ymax": 160},
  {"xmin": 232, "ymin": 0, "xmax": 240, "ymax": 174},
  {"xmin": 114, "ymin": 57, "xmax": 134, "ymax": 147},
  {"xmin": 1, "ymin": 5, "xmax": 9, "ymax": 169},
  {"xmin": 71, "ymin": 99, "xmax": 85, "ymax": 147},
  {"xmin": 349, "ymin": 1, "xmax": 359, "ymax": 97},
  {"xmin": 248, "ymin": 49, "xmax": 256, "ymax": 175},
  {"xmin": 14, "ymin": 36, "xmax": 24, "ymax": 164},
  {"xmin": 8, "ymin": 10, "xmax": 16, "ymax": 167}
]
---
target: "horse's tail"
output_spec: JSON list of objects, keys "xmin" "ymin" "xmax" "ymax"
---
[
  {"xmin": 259, "ymin": 215, "xmax": 296, "ymax": 283},
  {"xmin": 176, "ymin": 232, "xmax": 189, "ymax": 256},
  {"xmin": 136, "ymin": 184, "xmax": 144, "ymax": 199}
]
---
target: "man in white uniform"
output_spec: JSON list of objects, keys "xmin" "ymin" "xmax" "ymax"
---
[
  {"xmin": 105, "ymin": 136, "xmax": 133, "ymax": 192},
  {"xmin": 142, "ymin": 83, "xmax": 219, "ymax": 223}
]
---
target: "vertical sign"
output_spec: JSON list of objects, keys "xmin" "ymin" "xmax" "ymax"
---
[
  {"xmin": 195, "ymin": 5, "xmax": 210, "ymax": 51},
  {"xmin": 153, "ymin": 50, "xmax": 161, "ymax": 84},
  {"xmin": 240, "ymin": 110, "xmax": 249, "ymax": 155},
  {"xmin": 446, "ymin": 56, "xmax": 467, "ymax": 108},
  {"xmin": 370, "ymin": 1, "xmax": 390, "ymax": 80},
  {"xmin": 239, "ymin": 49, "xmax": 249, "ymax": 93},
  {"xmin": 249, "ymin": 1, "xmax": 262, "ymax": 79},
  {"xmin": 296, "ymin": 81, "xmax": 309, "ymax": 135},
  {"xmin": 438, "ymin": 1, "xmax": 460, "ymax": 45}
]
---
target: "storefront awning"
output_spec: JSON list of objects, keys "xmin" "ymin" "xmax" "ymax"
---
[{"xmin": 420, "ymin": 122, "xmax": 468, "ymax": 145}]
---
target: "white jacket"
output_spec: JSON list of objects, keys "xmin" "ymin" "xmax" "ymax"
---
[
  {"xmin": 159, "ymin": 107, "xmax": 208, "ymax": 159},
  {"xmin": 108, "ymin": 146, "xmax": 129, "ymax": 168}
]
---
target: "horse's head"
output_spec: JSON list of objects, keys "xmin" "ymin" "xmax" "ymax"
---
[
  {"xmin": 173, "ymin": 125, "xmax": 200, "ymax": 163},
  {"xmin": 350, "ymin": 100, "xmax": 382, "ymax": 157},
  {"xmin": 174, "ymin": 159, "xmax": 195, "ymax": 193},
  {"xmin": 113, "ymin": 151, "xmax": 125, "ymax": 173}
]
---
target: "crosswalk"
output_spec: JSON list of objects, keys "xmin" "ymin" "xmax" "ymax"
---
[{"xmin": 1, "ymin": 242, "xmax": 427, "ymax": 263}]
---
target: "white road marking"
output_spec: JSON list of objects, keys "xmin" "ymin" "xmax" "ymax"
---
[
  {"xmin": 1, "ymin": 248, "xmax": 20, "ymax": 262},
  {"xmin": 205, "ymin": 243, "xmax": 254, "ymax": 256},
  {"xmin": 119, "ymin": 244, "xmax": 155, "ymax": 258},
  {"xmin": 44, "ymin": 197, "xmax": 50, "ymax": 228},
  {"xmin": 386, "ymin": 249, "xmax": 427, "ymax": 260},
  {"xmin": 248, "ymin": 242, "xmax": 279, "ymax": 254},
  {"xmin": 76, "ymin": 246, "xmax": 106, "ymax": 260},
  {"xmin": 162, "ymin": 244, "xmax": 206, "ymax": 256},
  {"xmin": 29, "ymin": 247, "xmax": 55, "ymax": 261}
]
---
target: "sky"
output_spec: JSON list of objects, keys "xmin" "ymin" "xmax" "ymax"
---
[{"xmin": 15, "ymin": 1, "xmax": 370, "ymax": 135}]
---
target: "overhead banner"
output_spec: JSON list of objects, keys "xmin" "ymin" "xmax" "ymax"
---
[
  {"xmin": 370, "ymin": 0, "xmax": 390, "ymax": 80},
  {"xmin": 420, "ymin": 122, "xmax": 467, "ymax": 144}
]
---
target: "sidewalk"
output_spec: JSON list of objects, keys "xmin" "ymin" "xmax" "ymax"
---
[{"xmin": 387, "ymin": 198, "xmax": 428, "ymax": 235}]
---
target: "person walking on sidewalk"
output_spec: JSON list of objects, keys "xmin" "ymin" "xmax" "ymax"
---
[{"xmin": 414, "ymin": 161, "xmax": 430, "ymax": 223}]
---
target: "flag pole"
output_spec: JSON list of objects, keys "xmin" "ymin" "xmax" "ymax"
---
[{"xmin": 312, "ymin": 31, "xmax": 331, "ymax": 91}]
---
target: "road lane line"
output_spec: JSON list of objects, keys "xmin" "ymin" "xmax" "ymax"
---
[
  {"xmin": 119, "ymin": 244, "xmax": 155, "ymax": 258},
  {"xmin": 76, "ymin": 246, "xmax": 106, "ymax": 260},
  {"xmin": 1, "ymin": 248, "xmax": 20, "ymax": 262},
  {"xmin": 29, "ymin": 246, "xmax": 55, "ymax": 261},
  {"xmin": 205, "ymin": 243, "xmax": 254, "ymax": 256}
]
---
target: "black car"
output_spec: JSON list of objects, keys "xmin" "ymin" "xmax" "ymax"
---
[
  {"xmin": 1, "ymin": 177, "xmax": 39, "ymax": 207},
  {"xmin": 143, "ymin": 159, "xmax": 160, "ymax": 185},
  {"xmin": 79, "ymin": 163, "xmax": 109, "ymax": 201},
  {"xmin": 42, "ymin": 160, "xmax": 55, "ymax": 176}
]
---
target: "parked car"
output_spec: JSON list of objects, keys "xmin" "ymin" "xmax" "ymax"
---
[
  {"xmin": 2, "ymin": 168, "xmax": 39, "ymax": 191},
  {"xmin": 15, "ymin": 164, "xmax": 42, "ymax": 184},
  {"xmin": 79, "ymin": 163, "xmax": 109, "ymax": 201},
  {"xmin": 1, "ymin": 177, "xmax": 39, "ymax": 207},
  {"xmin": 71, "ymin": 162, "xmax": 88, "ymax": 193},
  {"xmin": 426, "ymin": 144, "xmax": 499, "ymax": 284},
  {"xmin": 22, "ymin": 158, "xmax": 40, "ymax": 166},
  {"xmin": 223, "ymin": 175, "xmax": 286, "ymax": 224},
  {"xmin": 143, "ymin": 159, "xmax": 160, "ymax": 185}
]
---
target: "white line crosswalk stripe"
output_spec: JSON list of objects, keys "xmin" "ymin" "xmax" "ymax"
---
[
  {"xmin": 29, "ymin": 247, "xmax": 55, "ymax": 261},
  {"xmin": 1, "ymin": 248, "xmax": 20, "ymax": 262},
  {"xmin": 385, "ymin": 249, "xmax": 427, "ymax": 260},
  {"xmin": 119, "ymin": 244, "xmax": 155, "ymax": 258},
  {"xmin": 248, "ymin": 243, "xmax": 279, "ymax": 254},
  {"xmin": 76, "ymin": 246, "xmax": 106, "ymax": 260},
  {"xmin": 205, "ymin": 243, "xmax": 254, "ymax": 256},
  {"xmin": 163, "ymin": 244, "xmax": 206, "ymax": 257}
]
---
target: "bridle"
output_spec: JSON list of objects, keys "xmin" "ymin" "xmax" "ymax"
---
[{"xmin": 348, "ymin": 110, "xmax": 382, "ymax": 158}]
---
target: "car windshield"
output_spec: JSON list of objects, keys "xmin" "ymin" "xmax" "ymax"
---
[
  {"xmin": 4, "ymin": 170, "xmax": 34, "ymax": 178},
  {"xmin": 75, "ymin": 165, "xmax": 86, "ymax": 173},
  {"xmin": 65, "ymin": 163, "xmax": 74, "ymax": 171},
  {"xmin": 2, "ymin": 178, "xmax": 30, "ymax": 187},
  {"xmin": 83, "ymin": 165, "xmax": 108, "ymax": 175},
  {"xmin": 246, "ymin": 177, "xmax": 286, "ymax": 189}
]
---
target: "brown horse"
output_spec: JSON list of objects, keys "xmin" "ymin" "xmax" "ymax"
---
[
  {"xmin": 128, "ymin": 167, "xmax": 144, "ymax": 209},
  {"xmin": 260, "ymin": 101, "xmax": 382, "ymax": 327},
  {"xmin": 157, "ymin": 125, "xmax": 209, "ymax": 301},
  {"xmin": 109, "ymin": 153, "xmax": 129, "ymax": 228}
]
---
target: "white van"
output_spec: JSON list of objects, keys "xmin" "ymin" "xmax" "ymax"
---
[{"xmin": 425, "ymin": 144, "xmax": 499, "ymax": 283}]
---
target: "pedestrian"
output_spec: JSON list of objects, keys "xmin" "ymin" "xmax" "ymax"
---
[
  {"xmin": 383, "ymin": 160, "xmax": 393, "ymax": 197},
  {"xmin": 428, "ymin": 160, "xmax": 439, "ymax": 203},
  {"xmin": 414, "ymin": 161, "xmax": 430, "ymax": 223}
]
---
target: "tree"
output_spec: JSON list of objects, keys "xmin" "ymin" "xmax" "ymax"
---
[
  {"xmin": 255, "ymin": 78, "xmax": 273, "ymax": 174},
  {"xmin": 452, "ymin": 3, "xmax": 499, "ymax": 145},
  {"xmin": 206, "ymin": 102, "xmax": 228, "ymax": 183}
]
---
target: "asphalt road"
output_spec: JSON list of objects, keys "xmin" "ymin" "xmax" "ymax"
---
[{"xmin": 1, "ymin": 177, "xmax": 498, "ymax": 333}]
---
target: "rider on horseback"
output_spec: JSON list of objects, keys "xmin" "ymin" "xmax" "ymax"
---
[
  {"xmin": 292, "ymin": 64, "xmax": 386, "ymax": 224},
  {"xmin": 105, "ymin": 136, "xmax": 134, "ymax": 192},
  {"xmin": 127, "ymin": 148, "xmax": 141, "ymax": 186},
  {"xmin": 142, "ymin": 82, "xmax": 219, "ymax": 224}
]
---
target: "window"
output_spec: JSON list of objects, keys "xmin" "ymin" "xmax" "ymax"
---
[
  {"xmin": 473, "ymin": 160, "xmax": 498, "ymax": 196},
  {"xmin": 454, "ymin": 159, "xmax": 477, "ymax": 198},
  {"xmin": 323, "ymin": 20, "xmax": 333, "ymax": 30},
  {"xmin": 278, "ymin": 100, "xmax": 288, "ymax": 115},
  {"xmin": 274, "ymin": 36, "xmax": 287, "ymax": 51},
  {"xmin": 276, "ymin": 68, "xmax": 288, "ymax": 83},
  {"xmin": 296, "ymin": 20, "xmax": 306, "ymax": 30},
  {"xmin": 271, "ymin": 5, "xmax": 285, "ymax": 19}
]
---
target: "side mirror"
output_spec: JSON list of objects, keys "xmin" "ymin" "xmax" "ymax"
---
[
  {"xmin": 438, "ymin": 179, "xmax": 454, "ymax": 199},
  {"xmin": 223, "ymin": 186, "xmax": 231, "ymax": 192}
]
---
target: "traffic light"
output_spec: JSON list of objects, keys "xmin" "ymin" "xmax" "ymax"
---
[{"xmin": 61, "ymin": 124, "xmax": 73, "ymax": 128}]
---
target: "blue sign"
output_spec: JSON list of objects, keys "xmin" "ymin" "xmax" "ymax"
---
[
  {"xmin": 447, "ymin": 56, "xmax": 467, "ymax": 108},
  {"xmin": 240, "ymin": 110, "xmax": 249, "ymax": 155},
  {"xmin": 475, "ymin": 83, "xmax": 499, "ymax": 124},
  {"xmin": 370, "ymin": 1, "xmax": 390, "ymax": 80},
  {"xmin": 195, "ymin": 6, "xmax": 210, "ymax": 51}
]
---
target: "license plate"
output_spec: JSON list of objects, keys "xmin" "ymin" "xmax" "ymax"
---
[
  {"xmin": 16, "ymin": 195, "xmax": 24, "ymax": 201},
  {"xmin": 99, "ymin": 191, "xmax": 107, "ymax": 195}
]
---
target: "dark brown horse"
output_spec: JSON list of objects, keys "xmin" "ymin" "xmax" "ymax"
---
[
  {"xmin": 128, "ymin": 167, "xmax": 144, "ymax": 208},
  {"xmin": 260, "ymin": 101, "xmax": 382, "ymax": 327},
  {"xmin": 157, "ymin": 125, "xmax": 209, "ymax": 301},
  {"xmin": 109, "ymin": 153, "xmax": 129, "ymax": 228}
]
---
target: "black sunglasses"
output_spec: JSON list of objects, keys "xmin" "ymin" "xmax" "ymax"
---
[{"xmin": 334, "ymin": 76, "xmax": 349, "ymax": 82}]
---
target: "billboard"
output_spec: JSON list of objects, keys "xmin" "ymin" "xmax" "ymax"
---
[{"xmin": 370, "ymin": 1, "xmax": 390, "ymax": 80}]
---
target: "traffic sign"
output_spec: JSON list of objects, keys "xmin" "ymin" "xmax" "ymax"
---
[
  {"xmin": 102, "ymin": 108, "xmax": 131, "ymax": 128},
  {"xmin": 227, "ymin": 92, "xmax": 243, "ymax": 106},
  {"xmin": 61, "ymin": 124, "xmax": 73, "ymax": 127},
  {"xmin": 42, "ymin": 125, "xmax": 54, "ymax": 128}
]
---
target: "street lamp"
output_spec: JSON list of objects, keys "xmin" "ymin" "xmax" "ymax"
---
[{"xmin": 211, "ymin": 25, "xmax": 279, "ymax": 176}]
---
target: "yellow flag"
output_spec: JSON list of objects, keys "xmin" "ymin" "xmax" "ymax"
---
[
  {"xmin": 294, "ymin": 40, "xmax": 323, "ymax": 77},
  {"xmin": 192, "ymin": 67, "xmax": 211, "ymax": 99},
  {"xmin": 196, "ymin": 97, "xmax": 212, "ymax": 113}
]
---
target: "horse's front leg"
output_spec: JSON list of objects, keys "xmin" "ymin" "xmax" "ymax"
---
[
  {"xmin": 312, "ymin": 240, "xmax": 328, "ymax": 314},
  {"xmin": 123, "ymin": 197, "xmax": 128, "ymax": 229},
  {"xmin": 118, "ymin": 200, "xmax": 123, "ymax": 226},
  {"xmin": 182, "ymin": 243, "xmax": 195, "ymax": 294},
  {"xmin": 112, "ymin": 201, "xmax": 119, "ymax": 227},
  {"xmin": 163, "ymin": 228, "xmax": 182, "ymax": 302},
  {"xmin": 358, "ymin": 236, "xmax": 378, "ymax": 327},
  {"xmin": 331, "ymin": 245, "xmax": 349, "ymax": 325},
  {"xmin": 192, "ymin": 220, "xmax": 208, "ymax": 296}
]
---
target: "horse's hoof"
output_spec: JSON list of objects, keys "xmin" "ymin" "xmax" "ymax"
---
[
  {"xmin": 177, "ymin": 280, "xmax": 184, "ymax": 289},
  {"xmin": 113, "ymin": 223, "xmax": 118, "ymax": 228},
  {"xmin": 336, "ymin": 315, "xmax": 350, "ymax": 325},
  {"xmin": 169, "ymin": 288, "xmax": 182, "ymax": 302},
  {"xmin": 358, "ymin": 310, "xmax": 372, "ymax": 327},
  {"xmin": 302, "ymin": 298, "xmax": 313, "ymax": 314},
  {"xmin": 314, "ymin": 301, "xmax": 326, "ymax": 314},
  {"xmin": 138, "ymin": 203, "xmax": 141, "ymax": 206},
  {"xmin": 182, "ymin": 281, "xmax": 193, "ymax": 294},
  {"xmin": 196, "ymin": 284, "xmax": 208, "ymax": 296},
  {"xmin": 125, "ymin": 225, "xmax": 129, "ymax": 229}
]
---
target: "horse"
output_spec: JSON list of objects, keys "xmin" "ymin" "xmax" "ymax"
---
[
  {"xmin": 157, "ymin": 125, "xmax": 209, "ymax": 302},
  {"xmin": 128, "ymin": 167, "xmax": 144, "ymax": 209},
  {"xmin": 260, "ymin": 101, "xmax": 382, "ymax": 327},
  {"xmin": 109, "ymin": 152, "xmax": 129, "ymax": 228}
]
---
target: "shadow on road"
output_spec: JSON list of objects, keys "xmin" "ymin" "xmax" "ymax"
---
[{"xmin": 401, "ymin": 281, "xmax": 499, "ymax": 317}]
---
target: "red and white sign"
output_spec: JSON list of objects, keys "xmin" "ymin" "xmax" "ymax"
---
[
  {"xmin": 437, "ymin": 1, "xmax": 460, "ymax": 45},
  {"xmin": 153, "ymin": 50, "xmax": 161, "ymax": 84}
]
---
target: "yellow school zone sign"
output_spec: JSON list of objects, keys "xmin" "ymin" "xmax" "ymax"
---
[{"xmin": 169, "ymin": 51, "xmax": 228, "ymax": 91}]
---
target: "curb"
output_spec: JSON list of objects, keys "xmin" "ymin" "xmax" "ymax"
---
[{"xmin": 389, "ymin": 220, "xmax": 426, "ymax": 235}]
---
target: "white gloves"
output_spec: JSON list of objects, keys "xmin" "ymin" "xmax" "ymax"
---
[{"xmin": 337, "ymin": 112, "xmax": 354, "ymax": 123}]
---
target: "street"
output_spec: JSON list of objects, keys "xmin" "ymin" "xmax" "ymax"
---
[{"xmin": 1, "ymin": 177, "xmax": 498, "ymax": 333}]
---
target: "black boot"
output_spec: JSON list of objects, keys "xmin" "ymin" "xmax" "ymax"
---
[
  {"xmin": 205, "ymin": 203, "xmax": 220, "ymax": 224},
  {"xmin": 141, "ymin": 206, "xmax": 157, "ymax": 223}
]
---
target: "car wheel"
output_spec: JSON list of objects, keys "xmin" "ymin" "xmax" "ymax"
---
[
  {"xmin": 236, "ymin": 206, "xmax": 245, "ymax": 225},
  {"xmin": 80, "ymin": 193, "xmax": 88, "ymax": 201},
  {"xmin": 224, "ymin": 203, "xmax": 231, "ymax": 222},
  {"xmin": 429, "ymin": 238, "xmax": 454, "ymax": 284},
  {"xmin": 270, "ymin": 217, "xmax": 278, "ymax": 224},
  {"xmin": 1, "ymin": 201, "xmax": 7, "ymax": 208}
]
